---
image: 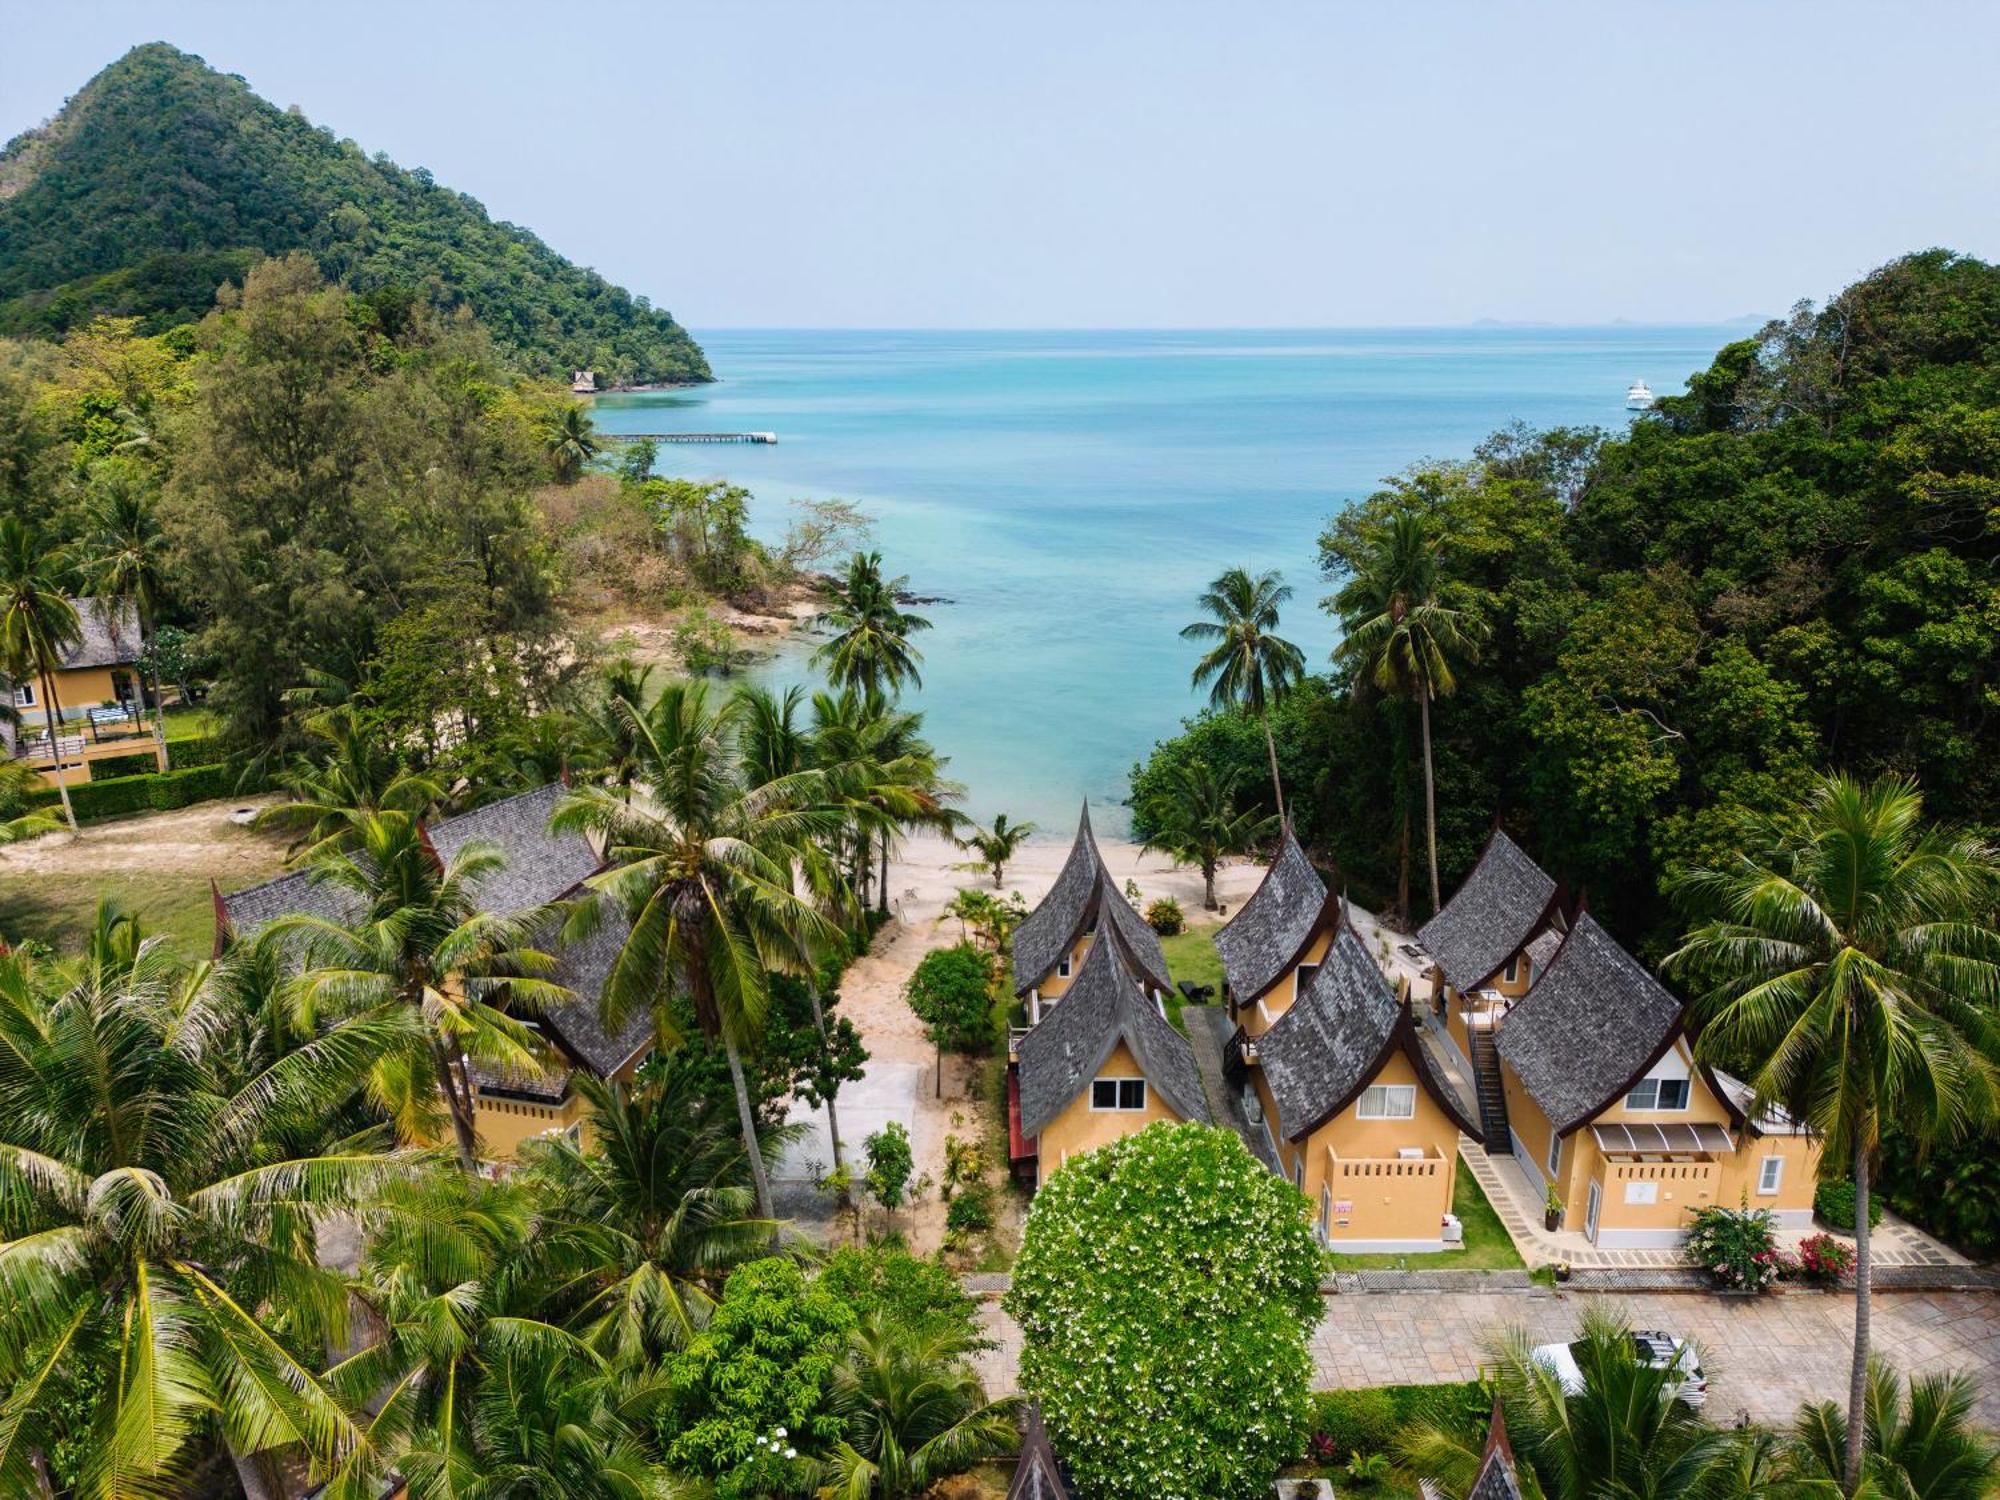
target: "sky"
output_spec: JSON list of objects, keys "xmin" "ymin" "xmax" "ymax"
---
[{"xmin": 3, "ymin": 1, "xmax": 1996, "ymax": 329}]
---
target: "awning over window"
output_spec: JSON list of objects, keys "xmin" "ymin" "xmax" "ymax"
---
[{"xmin": 1591, "ymin": 1121, "xmax": 1734, "ymax": 1156}]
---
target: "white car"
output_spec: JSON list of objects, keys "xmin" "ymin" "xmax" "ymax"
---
[{"xmin": 1531, "ymin": 1330, "xmax": 1708, "ymax": 1408}]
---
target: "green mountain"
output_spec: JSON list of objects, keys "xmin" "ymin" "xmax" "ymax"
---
[{"xmin": 0, "ymin": 43, "xmax": 709, "ymax": 384}]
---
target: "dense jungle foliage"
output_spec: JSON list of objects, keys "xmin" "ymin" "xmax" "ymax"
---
[
  {"xmin": 1133, "ymin": 249, "xmax": 2000, "ymax": 953},
  {"xmin": 0, "ymin": 43, "xmax": 709, "ymax": 384}
]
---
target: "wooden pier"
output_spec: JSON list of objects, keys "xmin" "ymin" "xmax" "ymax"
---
[{"xmin": 599, "ymin": 431, "xmax": 777, "ymax": 445}]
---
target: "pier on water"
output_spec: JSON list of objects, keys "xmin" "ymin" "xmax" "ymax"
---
[{"xmin": 600, "ymin": 431, "xmax": 777, "ymax": 445}]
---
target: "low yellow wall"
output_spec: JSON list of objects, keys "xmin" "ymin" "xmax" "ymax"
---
[
  {"xmin": 475, "ymin": 1091, "xmax": 587, "ymax": 1159},
  {"xmin": 1038, "ymin": 1039, "xmax": 1186, "ymax": 1174}
]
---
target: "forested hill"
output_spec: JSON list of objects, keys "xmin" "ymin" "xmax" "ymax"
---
[{"xmin": 0, "ymin": 43, "xmax": 710, "ymax": 385}]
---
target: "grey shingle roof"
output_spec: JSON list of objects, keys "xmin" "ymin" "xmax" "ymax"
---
[
  {"xmin": 1417, "ymin": 829, "xmax": 1560, "ymax": 993},
  {"xmin": 1468, "ymin": 1401, "xmax": 1523, "ymax": 1500},
  {"xmin": 1011, "ymin": 803, "xmax": 1171, "ymax": 996},
  {"xmin": 1493, "ymin": 912, "xmax": 1684, "ymax": 1134},
  {"xmin": 59, "ymin": 597, "xmax": 142, "ymax": 669},
  {"xmin": 1016, "ymin": 933, "xmax": 1210, "ymax": 1139},
  {"xmin": 1258, "ymin": 915, "xmax": 1482, "ymax": 1143},
  {"xmin": 1007, "ymin": 1406, "xmax": 1072, "ymax": 1500},
  {"xmin": 1213, "ymin": 825, "xmax": 1327, "ymax": 1002},
  {"xmin": 221, "ymin": 784, "xmax": 642, "ymax": 1080}
]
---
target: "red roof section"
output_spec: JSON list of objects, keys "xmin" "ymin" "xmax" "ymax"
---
[{"xmin": 1007, "ymin": 1066, "xmax": 1034, "ymax": 1160}]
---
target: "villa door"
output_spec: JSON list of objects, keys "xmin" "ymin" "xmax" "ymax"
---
[{"xmin": 1584, "ymin": 1179, "xmax": 1602, "ymax": 1243}]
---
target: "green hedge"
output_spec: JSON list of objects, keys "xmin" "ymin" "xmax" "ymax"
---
[
  {"xmin": 168, "ymin": 735, "xmax": 227, "ymax": 768},
  {"xmin": 1814, "ymin": 1178, "xmax": 1884, "ymax": 1232},
  {"xmin": 1310, "ymin": 1382, "xmax": 1489, "ymax": 1462},
  {"xmin": 88, "ymin": 751, "xmax": 162, "ymax": 781},
  {"xmin": 31, "ymin": 762, "xmax": 250, "ymax": 822}
]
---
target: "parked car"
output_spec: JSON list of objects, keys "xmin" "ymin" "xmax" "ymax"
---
[{"xmin": 1531, "ymin": 1330, "xmax": 1708, "ymax": 1408}]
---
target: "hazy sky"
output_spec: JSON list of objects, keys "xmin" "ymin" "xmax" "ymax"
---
[{"xmin": 4, "ymin": 1, "xmax": 1995, "ymax": 328}]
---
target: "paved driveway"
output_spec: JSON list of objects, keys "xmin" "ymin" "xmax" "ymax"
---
[{"xmin": 976, "ymin": 1290, "xmax": 2000, "ymax": 1430}]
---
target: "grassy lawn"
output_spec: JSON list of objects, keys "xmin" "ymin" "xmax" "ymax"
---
[
  {"xmin": 161, "ymin": 705, "xmax": 218, "ymax": 741},
  {"xmin": 1322, "ymin": 1161, "xmax": 1525, "ymax": 1271},
  {"xmin": 1160, "ymin": 924, "xmax": 1224, "ymax": 994}
]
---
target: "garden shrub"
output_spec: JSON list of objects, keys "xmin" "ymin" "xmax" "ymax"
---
[
  {"xmin": 1684, "ymin": 1202, "xmax": 1787, "ymax": 1291},
  {"xmin": 945, "ymin": 1183, "xmax": 995, "ymax": 1234},
  {"xmin": 88, "ymin": 752, "xmax": 159, "ymax": 781},
  {"xmin": 1006, "ymin": 1122, "xmax": 1323, "ymax": 1500},
  {"xmin": 1814, "ymin": 1177, "xmax": 1884, "ymax": 1232},
  {"xmin": 1794, "ymin": 1232, "xmax": 1855, "ymax": 1285},
  {"xmin": 904, "ymin": 943, "xmax": 996, "ymax": 1053},
  {"xmin": 1144, "ymin": 896, "xmax": 1186, "ymax": 935},
  {"xmin": 1878, "ymin": 1126, "xmax": 2000, "ymax": 1257},
  {"xmin": 1310, "ymin": 1388, "xmax": 1399, "ymax": 1457},
  {"xmin": 816, "ymin": 1245, "xmax": 977, "ymax": 1343}
]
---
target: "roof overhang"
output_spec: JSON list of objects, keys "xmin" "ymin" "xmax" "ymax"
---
[{"xmin": 1590, "ymin": 1121, "xmax": 1734, "ymax": 1155}]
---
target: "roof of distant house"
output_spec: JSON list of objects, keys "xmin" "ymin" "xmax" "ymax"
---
[
  {"xmin": 1417, "ymin": 828, "xmax": 1561, "ymax": 993},
  {"xmin": 1011, "ymin": 802, "xmax": 1171, "ymax": 996},
  {"xmin": 54, "ymin": 597, "xmax": 143, "ymax": 671},
  {"xmin": 1213, "ymin": 824, "xmax": 1328, "ymax": 1003},
  {"xmin": 1495, "ymin": 911, "xmax": 1733, "ymax": 1134},
  {"xmin": 1007, "ymin": 1404, "xmax": 1073, "ymax": 1500},
  {"xmin": 1016, "ymin": 931, "xmax": 1209, "ymax": 1139},
  {"xmin": 1468, "ymin": 1397, "xmax": 1523, "ymax": 1500},
  {"xmin": 1258, "ymin": 909, "xmax": 1481, "ymax": 1143},
  {"xmin": 220, "ymin": 783, "xmax": 649, "ymax": 1080}
]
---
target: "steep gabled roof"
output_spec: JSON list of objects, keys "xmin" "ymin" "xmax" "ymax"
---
[
  {"xmin": 1011, "ymin": 803, "xmax": 1171, "ymax": 996},
  {"xmin": 58, "ymin": 597, "xmax": 143, "ymax": 670},
  {"xmin": 1417, "ymin": 829, "xmax": 1561, "ymax": 993},
  {"xmin": 1017, "ymin": 933, "xmax": 1209, "ymax": 1139},
  {"xmin": 1494, "ymin": 912, "xmax": 1687, "ymax": 1135},
  {"xmin": 1008, "ymin": 1405, "xmax": 1073, "ymax": 1500},
  {"xmin": 1467, "ymin": 1398, "xmax": 1523, "ymax": 1500},
  {"xmin": 1213, "ymin": 824, "xmax": 1328, "ymax": 1003},
  {"xmin": 218, "ymin": 784, "xmax": 643, "ymax": 1081},
  {"xmin": 1258, "ymin": 911, "xmax": 1482, "ymax": 1144}
]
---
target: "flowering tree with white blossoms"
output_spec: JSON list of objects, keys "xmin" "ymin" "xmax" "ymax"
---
[{"xmin": 1005, "ymin": 1122, "xmax": 1324, "ymax": 1500}]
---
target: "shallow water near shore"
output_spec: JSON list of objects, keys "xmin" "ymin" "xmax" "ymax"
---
[{"xmin": 591, "ymin": 327, "xmax": 1730, "ymax": 835}]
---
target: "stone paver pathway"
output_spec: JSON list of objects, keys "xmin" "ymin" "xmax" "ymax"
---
[{"xmin": 974, "ymin": 1289, "xmax": 2000, "ymax": 1431}]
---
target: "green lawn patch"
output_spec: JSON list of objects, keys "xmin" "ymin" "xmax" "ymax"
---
[
  {"xmin": 161, "ymin": 705, "xmax": 218, "ymax": 741},
  {"xmin": 1158, "ymin": 926, "xmax": 1224, "ymax": 1028},
  {"xmin": 1321, "ymin": 1162, "xmax": 1524, "ymax": 1271}
]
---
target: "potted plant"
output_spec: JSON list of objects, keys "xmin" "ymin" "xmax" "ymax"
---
[
  {"xmin": 1544, "ymin": 1183, "xmax": 1564, "ymax": 1232},
  {"xmin": 1552, "ymin": 1260, "xmax": 1571, "ymax": 1283}
]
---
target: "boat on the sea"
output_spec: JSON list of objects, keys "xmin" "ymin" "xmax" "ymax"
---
[{"xmin": 1625, "ymin": 378, "xmax": 1655, "ymax": 410}]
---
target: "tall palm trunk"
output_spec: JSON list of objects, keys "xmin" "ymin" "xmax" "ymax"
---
[
  {"xmin": 724, "ymin": 1035, "xmax": 775, "ymax": 1218},
  {"xmin": 806, "ymin": 982, "xmax": 847, "ymax": 1179},
  {"xmin": 1397, "ymin": 806, "xmax": 1412, "ymax": 925},
  {"xmin": 432, "ymin": 1040, "xmax": 480, "ymax": 1171},
  {"xmin": 1419, "ymin": 686, "xmax": 1440, "ymax": 916},
  {"xmin": 1260, "ymin": 709, "xmax": 1286, "ymax": 821},
  {"xmin": 1845, "ymin": 1132, "xmax": 1872, "ymax": 1494},
  {"xmin": 1202, "ymin": 857, "xmax": 1218, "ymax": 911},
  {"xmin": 878, "ymin": 829, "xmax": 891, "ymax": 917},
  {"xmin": 229, "ymin": 1445, "xmax": 281, "ymax": 1500},
  {"xmin": 141, "ymin": 613, "xmax": 170, "ymax": 772},
  {"xmin": 35, "ymin": 656, "xmax": 76, "ymax": 831}
]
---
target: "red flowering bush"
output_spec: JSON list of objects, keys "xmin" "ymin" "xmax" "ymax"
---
[{"xmin": 1795, "ymin": 1232, "xmax": 1855, "ymax": 1285}]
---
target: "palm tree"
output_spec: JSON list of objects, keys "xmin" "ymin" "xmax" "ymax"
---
[
  {"xmin": 0, "ymin": 908, "xmax": 419, "ymax": 1499},
  {"xmin": 956, "ymin": 813, "xmax": 1036, "ymax": 889},
  {"xmin": 1666, "ymin": 773, "xmax": 2000, "ymax": 1494},
  {"xmin": 581, "ymin": 654, "xmax": 656, "ymax": 800},
  {"xmin": 520, "ymin": 1062, "xmax": 784, "ymax": 1364},
  {"xmin": 275, "ymin": 812, "xmax": 573, "ymax": 1169},
  {"xmin": 812, "ymin": 687, "xmax": 961, "ymax": 917},
  {"xmin": 553, "ymin": 681, "xmax": 849, "ymax": 1218},
  {"xmin": 79, "ymin": 461, "xmax": 173, "ymax": 768},
  {"xmin": 541, "ymin": 403, "xmax": 600, "ymax": 482},
  {"xmin": 1399, "ymin": 1306, "xmax": 1746, "ymax": 1500},
  {"xmin": 256, "ymin": 703, "xmax": 445, "ymax": 862},
  {"xmin": 0, "ymin": 516, "xmax": 83, "ymax": 831},
  {"xmin": 1330, "ymin": 513, "xmax": 1485, "ymax": 917},
  {"xmin": 1789, "ymin": 1362, "xmax": 2000, "ymax": 1500},
  {"xmin": 812, "ymin": 551, "xmax": 931, "ymax": 698},
  {"xmin": 1138, "ymin": 758, "xmax": 1279, "ymax": 911},
  {"xmin": 0, "ymin": 758, "xmax": 60, "ymax": 846},
  {"xmin": 1181, "ymin": 566, "xmax": 1306, "ymax": 822},
  {"xmin": 816, "ymin": 1313, "xmax": 1021, "ymax": 1500}
]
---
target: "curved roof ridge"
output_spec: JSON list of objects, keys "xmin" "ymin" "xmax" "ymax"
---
[
  {"xmin": 1011, "ymin": 802, "xmax": 1172, "ymax": 996},
  {"xmin": 1494, "ymin": 911, "xmax": 1685, "ymax": 1133},
  {"xmin": 1214, "ymin": 825, "xmax": 1329, "ymax": 1003},
  {"xmin": 1416, "ymin": 827, "xmax": 1561, "ymax": 993}
]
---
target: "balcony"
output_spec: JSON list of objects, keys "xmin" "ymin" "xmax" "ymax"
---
[{"xmin": 1328, "ymin": 1145, "xmax": 1447, "ymax": 1180}]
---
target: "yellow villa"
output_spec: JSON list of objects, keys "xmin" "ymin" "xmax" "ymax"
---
[
  {"xmin": 1216, "ymin": 829, "xmax": 1481, "ymax": 1251},
  {"xmin": 216, "ymin": 783, "xmax": 654, "ymax": 1162},
  {"xmin": 1418, "ymin": 829, "xmax": 1823, "ymax": 1248},
  {"xmin": 3, "ymin": 596, "xmax": 164, "ymax": 784},
  {"xmin": 1010, "ymin": 802, "xmax": 1174, "ymax": 1023}
]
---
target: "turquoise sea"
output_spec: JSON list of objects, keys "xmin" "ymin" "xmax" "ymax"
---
[{"xmin": 589, "ymin": 327, "xmax": 1734, "ymax": 836}]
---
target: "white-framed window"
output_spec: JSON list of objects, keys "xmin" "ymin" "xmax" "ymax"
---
[
  {"xmin": 1625, "ymin": 1077, "xmax": 1692, "ymax": 1111},
  {"xmin": 1758, "ymin": 1156, "xmax": 1784, "ymax": 1195},
  {"xmin": 1057, "ymin": 953, "xmax": 1072, "ymax": 979},
  {"xmin": 1502, "ymin": 956, "xmax": 1520, "ymax": 984},
  {"xmin": 15, "ymin": 682, "xmax": 34, "ymax": 707},
  {"xmin": 1356, "ymin": 1084, "xmax": 1416, "ymax": 1119},
  {"xmin": 1090, "ymin": 1078, "xmax": 1146, "ymax": 1112},
  {"xmin": 1546, "ymin": 1133, "xmax": 1563, "ymax": 1178}
]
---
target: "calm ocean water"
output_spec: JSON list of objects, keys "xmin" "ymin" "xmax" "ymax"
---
[{"xmin": 589, "ymin": 327, "xmax": 1732, "ymax": 836}]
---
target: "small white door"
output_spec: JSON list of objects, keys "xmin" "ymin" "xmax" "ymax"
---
[{"xmin": 1584, "ymin": 1179, "xmax": 1602, "ymax": 1242}]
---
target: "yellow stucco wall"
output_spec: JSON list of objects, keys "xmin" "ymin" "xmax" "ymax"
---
[
  {"xmin": 1256, "ymin": 1049, "xmax": 1460, "ymax": 1245},
  {"xmin": 1033, "ymin": 932, "xmax": 1096, "ymax": 1002},
  {"xmin": 475, "ymin": 1091, "xmax": 588, "ymax": 1159},
  {"xmin": 1716, "ymin": 1131, "xmax": 1821, "ymax": 1214},
  {"xmin": 1037, "ymin": 1038, "xmax": 1186, "ymax": 1174},
  {"xmin": 50, "ymin": 664, "xmax": 129, "ymax": 711}
]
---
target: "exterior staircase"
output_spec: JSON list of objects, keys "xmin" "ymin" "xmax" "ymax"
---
[{"xmin": 1469, "ymin": 1029, "xmax": 1513, "ymax": 1157}]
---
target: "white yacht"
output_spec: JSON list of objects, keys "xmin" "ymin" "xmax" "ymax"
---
[{"xmin": 1625, "ymin": 378, "xmax": 1655, "ymax": 410}]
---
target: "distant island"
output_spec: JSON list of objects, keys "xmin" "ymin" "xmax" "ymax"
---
[{"xmin": 0, "ymin": 43, "xmax": 710, "ymax": 386}]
